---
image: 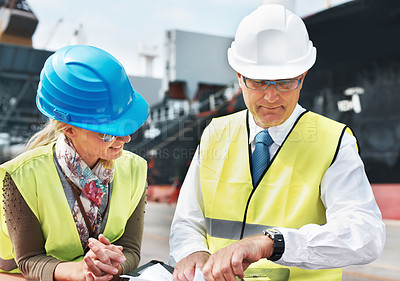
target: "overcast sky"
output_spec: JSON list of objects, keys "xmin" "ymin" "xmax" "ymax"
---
[{"xmin": 28, "ymin": 0, "xmax": 352, "ymax": 78}]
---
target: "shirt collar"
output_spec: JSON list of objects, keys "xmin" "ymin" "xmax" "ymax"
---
[{"xmin": 248, "ymin": 104, "xmax": 306, "ymax": 146}]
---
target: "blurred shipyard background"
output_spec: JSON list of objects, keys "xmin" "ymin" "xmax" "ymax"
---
[{"xmin": 0, "ymin": 0, "xmax": 399, "ymax": 280}]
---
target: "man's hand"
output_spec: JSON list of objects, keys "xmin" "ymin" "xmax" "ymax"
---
[
  {"xmin": 202, "ymin": 235, "xmax": 273, "ymax": 281},
  {"xmin": 173, "ymin": 251, "xmax": 210, "ymax": 281}
]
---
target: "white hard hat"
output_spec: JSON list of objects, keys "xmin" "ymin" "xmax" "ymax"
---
[{"xmin": 228, "ymin": 4, "xmax": 316, "ymax": 80}]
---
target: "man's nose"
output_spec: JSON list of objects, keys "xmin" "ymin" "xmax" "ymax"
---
[{"xmin": 263, "ymin": 84, "xmax": 279, "ymax": 102}]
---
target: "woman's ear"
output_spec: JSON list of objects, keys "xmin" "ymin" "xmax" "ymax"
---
[{"xmin": 62, "ymin": 125, "xmax": 77, "ymax": 139}]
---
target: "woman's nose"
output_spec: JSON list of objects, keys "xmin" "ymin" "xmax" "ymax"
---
[{"xmin": 117, "ymin": 135, "xmax": 131, "ymax": 143}]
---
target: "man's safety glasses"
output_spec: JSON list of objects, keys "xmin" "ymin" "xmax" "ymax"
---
[{"xmin": 242, "ymin": 76, "xmax": 302, "ymax": 92}]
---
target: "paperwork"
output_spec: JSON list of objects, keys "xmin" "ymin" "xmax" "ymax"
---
[
  {"xmin": 120, "ymin": 263, "xmax": 207, "ymax": 281},
  {"xmin": 121, "ymin": 263, "xmax": 173, "ymax": 281},
  {"xmin": 193, "ymin": 268, "xmax": 207, "ymax": 281}
]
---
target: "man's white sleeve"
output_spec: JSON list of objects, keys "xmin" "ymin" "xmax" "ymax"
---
[
  {"xmin": 275, "ymin": 132, "xmax": 386, "ymax": 269},
  {"xmin": 169, "ymin": 147, "xmax": 210, "ymax": 266}
]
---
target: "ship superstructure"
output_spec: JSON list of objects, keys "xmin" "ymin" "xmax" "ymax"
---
[
  {"xmin": 0, "ymin": 0, "xmax": 398, "ymax": 185},
  {"xmin": 128, "ymin": 0, "xmax": 400, "ymax": 185}
]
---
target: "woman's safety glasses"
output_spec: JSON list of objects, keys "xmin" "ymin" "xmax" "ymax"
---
[
  {"xmin": 101, "ymin": 134, "xmax": 117, "ymax": 143},
  {"xmin": 87, "ymin": 131, "xmax": 117, "ymax": 143}
]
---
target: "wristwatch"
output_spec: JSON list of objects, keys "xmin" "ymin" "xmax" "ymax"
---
[{"xmin": 263, "ymin": 228, "xmax": 285, "ymax": 261}]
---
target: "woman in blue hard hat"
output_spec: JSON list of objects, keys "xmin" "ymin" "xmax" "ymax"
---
[{"xmin": 0, "ymin": 45, "xmax": 150, "ymax": 280}]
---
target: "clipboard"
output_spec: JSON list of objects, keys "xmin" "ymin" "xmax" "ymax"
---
[{"xmin": 125, "ymin": 260, "xmax": 174, "ymax": 277}]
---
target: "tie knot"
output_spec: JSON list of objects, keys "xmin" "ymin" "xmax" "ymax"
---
[{"xmin": 255, "ymin": 130, "xmax": 273, "ymax": 146}]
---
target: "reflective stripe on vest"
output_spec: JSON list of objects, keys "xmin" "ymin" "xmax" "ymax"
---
[
  {"xmin": 0, "ymin": 143, "xmax": 146, "ymax": 271},
  {"xmin": 200, "ymin": 110, "xmax": 351, "ymax": 281}
]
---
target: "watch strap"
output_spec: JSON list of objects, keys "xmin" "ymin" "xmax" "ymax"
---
[{"xmin": 263, "ymin": 228, "xmax": 285, "ymax": 261}]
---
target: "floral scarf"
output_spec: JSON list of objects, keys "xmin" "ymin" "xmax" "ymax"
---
[{"xmin": 55, "ymin": 134, "xmax": 115, "ymax": 249}]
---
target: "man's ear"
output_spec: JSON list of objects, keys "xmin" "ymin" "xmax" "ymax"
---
[
  {"xmin": 236, "ymin": 72, "xmax": 243, "ymax": 89},
  {"xmin": 299, "ymin": 71, "xmax": 308, "ymax": 88},
  {"xmin": 302, "ymin": 70, "xmax": 308, "ymax": 79}
]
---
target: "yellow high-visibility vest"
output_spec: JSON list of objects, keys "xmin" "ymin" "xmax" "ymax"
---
[
  {"xmin": 200, "ymin": 110, "xmax": 354, "ymax": 281},
  {"xmin": 0, "ymin": 142, "xmax": 147, "ymax": 273}
]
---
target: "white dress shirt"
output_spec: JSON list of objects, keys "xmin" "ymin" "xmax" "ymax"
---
[{"xmin": 169, "ymin": 104, "xmax": 386, "ymax": 270}]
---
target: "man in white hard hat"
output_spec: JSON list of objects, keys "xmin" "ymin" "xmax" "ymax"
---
[{"xmin": 169, "ymin": 4, "xmax": 385, "ymax": 281}]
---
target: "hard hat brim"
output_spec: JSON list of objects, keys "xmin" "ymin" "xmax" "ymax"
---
[
  {"xmin": 78, "ymin": 89, "xmax": 150, "ymax": 136},
  {"xmin": 227, "ymin": 46, "xmax": 317, "ymax": 80},
  {"xmin": 37, "ymin": 89, "xmax": 150, "ymax": 136}
]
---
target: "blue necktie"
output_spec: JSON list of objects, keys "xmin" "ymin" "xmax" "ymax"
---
[{"xmin": 252, "ymin": 130, "xmax": 273, "ymax": 185}]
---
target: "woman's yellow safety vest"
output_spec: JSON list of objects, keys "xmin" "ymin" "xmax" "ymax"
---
[
  {"xmin": 199, "ymin": 110, "xmax": 354, "ymax": 281},
  {"xmin": 0, "ymin": 142, "xmax": 147, "ymax": 273}
]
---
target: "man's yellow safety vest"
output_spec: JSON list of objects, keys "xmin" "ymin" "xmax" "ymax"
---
[
  {"xmin": 199, "ymin": 110, "xmax": 354, "ymax": 281},
  {"xmin": 0, "ymin": 142, "xmax": 147, "ymax": 273}
]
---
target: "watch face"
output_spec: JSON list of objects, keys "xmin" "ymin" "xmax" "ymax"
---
[
  {"xmin": 265, "ymin": 228, "xmax": 280, "ymax": 234},
  {"xmin": 264, "ymin": 228, "xmax": 281, "ymax": 238}
]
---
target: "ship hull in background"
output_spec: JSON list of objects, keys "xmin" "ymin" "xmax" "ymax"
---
[
  {"xmin": 131, "ymin": 0, "xmax": 400, "ymax": 186},
  {"xmin": 301, "ymin": 0, "xmax": 400, "ymax": 184}
]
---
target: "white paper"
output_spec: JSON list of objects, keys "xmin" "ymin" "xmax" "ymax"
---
[
  {"xmin": 121, "ymin": 263, "xmax": 173, "ymax": 281},
  {"xmin": 193, "ymin": 268, "xmax": 207, "ymax": 281},
  {"xmin": 192, "ymin": 268, "xmax": 249, "ymax": 281},
  {"xmin": 120, "ymin": 277, "xmax": 149, "ymax": 281}
]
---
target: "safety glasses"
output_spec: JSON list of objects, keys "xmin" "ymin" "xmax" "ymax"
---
[
  {"xmin": 242, "ymin": 75, "xmax": 302, "ymax": 92},
  {"xmin": 86, "ymin": 131, "xmax": 117, "ymax": 143},
  {"xmin": 101, "ymin": 134, "xmax": 117, "ymax": 143}
]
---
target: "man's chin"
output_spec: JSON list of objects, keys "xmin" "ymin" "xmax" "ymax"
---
[{"xmin": 255, "ymin": 113, "xmax": 285, "ymax": 128}]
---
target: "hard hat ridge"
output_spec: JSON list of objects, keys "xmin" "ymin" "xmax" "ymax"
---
[
  {"xmin": 36, "ymin": 45, "xmax": 149, "ymax": 136},
  {"xmin": 228, "ymin": 4, "xmax": 316, "ymax": 80}
]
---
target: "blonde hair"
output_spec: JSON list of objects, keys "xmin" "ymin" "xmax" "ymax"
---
[{"xmin": 26, "ymin": 119, "xmax": 68, "ymax": 151}]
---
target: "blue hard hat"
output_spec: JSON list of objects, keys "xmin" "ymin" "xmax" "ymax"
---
[{"xmin": 36, "ymin": 45, "xmax": 149, "ymax": 136}]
